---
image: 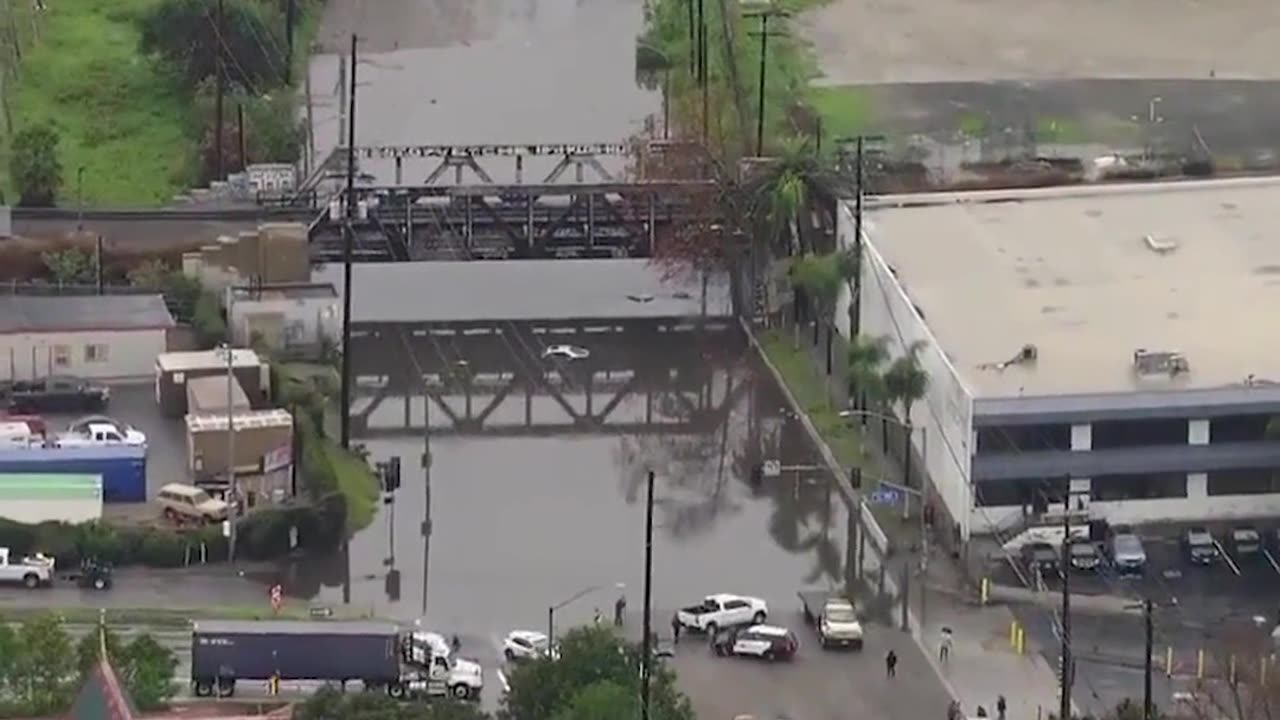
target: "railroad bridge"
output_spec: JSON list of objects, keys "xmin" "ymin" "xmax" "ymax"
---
[{"xmin": 301, "ymin": 142, "xmax": 718, "ymax": 262}]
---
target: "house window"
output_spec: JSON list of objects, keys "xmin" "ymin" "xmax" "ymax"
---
[
  {"xmin": 85, "ymin": 344, "xmax": 109, "ymax": 363},
  {"xmin": 52, "ymin": 345, "xmax": 70, "ymax": 368}
]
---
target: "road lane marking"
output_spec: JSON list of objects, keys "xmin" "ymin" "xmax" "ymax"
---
[
  {"xmin": 1216, "ymin": 540, "xmax": 1241, "ymax": 576},
  {"xmin": 1265, "ymin": 549, "xmax": 1280, "ymax": 576}
]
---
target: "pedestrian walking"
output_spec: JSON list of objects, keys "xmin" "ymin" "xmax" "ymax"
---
[
  {"xmin": 593, "ymin": 608, "xmax": 602, "ymax": 625},
  {"xmin": 946, "ymin": 699, "xmax": 962, "ymax": 720},
  {"xmin": 996, "ymin": 695, "xmax": 1007, "ymax": 720},
  {"xmin": 671, "ymin": 614, "xmax": 681, "ymax": 644},
  {"xmin": 450, "ymin": 634, "xmax": 461, "ymax": 654},
  {"xmin": 614, "ymin": 594, "xmax": 627, "ymax": 627},
  {"xmin": 939, "ymin": 626, "xmax": 954, "ymax": 664},
  {"xmin": 885, "ymin": 649, "xmax": 897, "ymax": 678}
]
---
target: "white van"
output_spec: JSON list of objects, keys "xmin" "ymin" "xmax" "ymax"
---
[{"xmin": 0, "ymin": 421, "xmax": 36, "ymax": 448}]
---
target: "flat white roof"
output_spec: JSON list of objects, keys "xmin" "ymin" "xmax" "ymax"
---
[
  {"xmin": 864, "ymin": 178, "xmax": 1280, "ymax": 397},
  {"xmin": 156, "ymin": 349, "xmax": 261, "ymax": 372}
]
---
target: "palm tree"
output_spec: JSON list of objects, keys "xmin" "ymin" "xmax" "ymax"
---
[
  {"xmin": 846, "ymin": 334, "xmax": 889, "ymax": 418},
  {"xmin": 883, "ymin": 340, "xmax": 930, "ymax": 487}
]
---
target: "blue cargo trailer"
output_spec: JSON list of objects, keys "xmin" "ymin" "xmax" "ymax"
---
[
  {"xmin": 0, "ymin": 446, "xmax": 146, "ymax": 503},
  {"xmin": 191, "ymin": 620, "xmax": 401, "ymax": 697}
]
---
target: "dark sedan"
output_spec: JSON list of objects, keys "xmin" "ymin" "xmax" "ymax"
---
[{"xmin": 2, "ymin": 376, "xmax": 109, "ymax": 413}]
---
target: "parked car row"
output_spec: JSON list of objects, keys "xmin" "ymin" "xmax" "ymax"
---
[
  {"xmin": 0, "ymin": 376, "xmax": 109, "ymax": 414},
  {"xmin": 0, "ymin": 414, "xmax": 146, "ymax": 450},
  {"xmin": 1019, "ymin": 523, "xmax": 1280, "ymax": 578}
]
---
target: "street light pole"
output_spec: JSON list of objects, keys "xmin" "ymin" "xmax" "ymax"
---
[
  {"xmin": 746, "ymin": 8, "xmax": 787, "ymax": 157},
  {"xmin": 339, "ymin": 32, "xmax": 357, "ymax": 450},
  {"xmin": 641, "ymin": 469, "xmax": 655, "ymax": 720},
  {"xmin": 1143, "ymin": 597, "xmax": 1154, "ymax": 720},
  {"xmin": 222, "ymin": 331, "xmax": 238, "ymax": 563},
  {"xmin": 1060, "ymin": 493, "xmax": 1073, "ymax": 720}
]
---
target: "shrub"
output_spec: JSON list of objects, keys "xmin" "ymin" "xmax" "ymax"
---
[{"xmin": 9, "ymin": 123, "xmax": 63, "ymax": 207}]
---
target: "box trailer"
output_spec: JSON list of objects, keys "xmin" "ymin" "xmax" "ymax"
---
[
  {"xmin": 155, "ymin": 349, "xmax": 268, "ymax": 418},
  {"xmin": 185, "ymin": 409, "xmax": 293, "ymax": 480},
  {"xmin": 0, "ymin": 474, "xmax": 102, "ymax": 524},
  {"xmin": 186, "ymin": 375, "xmax": 252, "ymax": 416},
  {"xmin": 0, "ymin": 447, "xmax": 146, "ymax": 503}
]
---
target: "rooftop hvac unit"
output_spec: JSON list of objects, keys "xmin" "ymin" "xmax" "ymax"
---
[{"xmin": 1133, "ymin": 349, "xmax": 1189, "ymax": 376}]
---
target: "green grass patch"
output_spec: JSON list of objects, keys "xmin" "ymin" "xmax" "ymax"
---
[
  {"xmin": 808, "ymin": 85, "xmax": 873, "ymax": 144},
  {"xmin": 1, "ymin": 604, "xmax": 376, "ymax": 628},
  {"xmin": 760, "ymin": 329, "xmax": 862, "ymax": 467},
  {"xmin": 4, "ymin": 0, "xmax": 194, "ymax": 205},
  {"xmin": 325, "ymin": 440, "xmax": 378, "ymax": 531}
]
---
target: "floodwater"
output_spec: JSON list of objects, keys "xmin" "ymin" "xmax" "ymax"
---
[
  {"xmin": 276, "ymin": 329, "xmax": 852, "ymax": 641},
  {"xmin": 306, "ymin": 0, "xmax": 660, "ymax": 184}
]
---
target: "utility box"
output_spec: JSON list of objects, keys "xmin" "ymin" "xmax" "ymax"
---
[
  {"xmin": 186, "ymin": 375, "xmax": 252, "ymax": 416},
  {"xmin": 155, "ymin": 349, "xmax": 268, "ymax": 418},
  {"xmin": 186, "ymin": 409, "xmax": 293, "ymax": 480}
]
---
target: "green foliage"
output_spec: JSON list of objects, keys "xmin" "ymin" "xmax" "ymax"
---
[
  {"xmin": 790, "ymin": 250, "xmax": 853, "ymax": 304},
  {"xmin": 117, "ymin": 633, "xmax": 179, "ymax": 710},
  {"xmin": 41, "ymin": 248, "xmax": 96, "ymax": 284},
  {"xmin": 0, "ymin": 621, "xmax": 16, "ymax": 701},
  {"xmin": 9, "ymin": 123, "xmax": 63, "ymax": 207},
  {"xmin": 846, "ymin": 334, "xmax": 889, "ymax": 401},
  {"xmin": 296, "ymin": 686, "xmax": 491, "ymax": 720},
  {"xmin": 12, "ymin": 613, "xmax": 76, "ymax": 715},
  {"xmin": 500, "ymin": 626, "xmax": 695, "ymax": 720},
  {"xmin": 139, "ymin": 0, "xmax": 289, "ymax": 94},
  {"xmin": 0, "ymin": 517, "xmax": 226, "ymax": 569},
  {"xmin": 883, "ymin": 340, "xmax": 929, "ymax": 417},
  {"xmin": 191, "ymin": 288, "xmax": 228, "ymax": 348}
]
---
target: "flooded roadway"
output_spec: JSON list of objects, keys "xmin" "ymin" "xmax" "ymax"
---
[
  {"xmin": 282, "ymin": 327, "xmax": 853, "ymax": 641},
  {"xmin": 307, "ymin": 0, "xmax": 659, "ymax": 183}
]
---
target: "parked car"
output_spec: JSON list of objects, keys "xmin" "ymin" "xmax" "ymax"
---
[
  {"xmin": 1182, "ymin": 527, "xmax": 1220, "ymax": 566},
  {"xmin": 156, "ymin": 483, "xmax": 230, "ymax": 525},
  {"xmin": 1231, "ymin": 526, "xmax": 1261, "ymax": 556},
  {"xmin": 2, "ymin": 376, "xmax": 108, "ymax": 413},
  {"xmin": 503, "ymin": 630, "xmax": 552, "ymax": 661},
  {"xmin": 1066, "ymin": 540, "xmax": 1102, "ymax": 572},
  {"xmin": 0, "ymin": 547, "xmax": 53, "ymax": 588},
  {"xmin": 1109, "ymin": 531, "xmax": 1148, "ymax": 575},
  {"xmin": 676, "ymin": 594, "xmax": 768, "ymax": 635},
  {"xmin": 1021, "ymin": 542, "xmax": 1060, "ymax": 576},
  {"xmin": 798, "ymin": 590, "xmax": 863, "ymax": 649},
  {"xmin": 711, "ymin": 624, "xmax": 798, "ymax": 661}
]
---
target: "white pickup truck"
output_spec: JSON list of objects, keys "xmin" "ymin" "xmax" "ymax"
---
[
  {"xmin": 676, "ymin": 593, "xmax": 768, "ymax": 634},
  {"xmin": 54, "ymin": 421, "xmax": 147, "ymax": 449},
  {"xmin": 799, "ymin": 590, "xmax": 864, "ymax": 649},
  {"xmin": 0, "ymin": 547, "xmax": 54, "ymax": 588}
]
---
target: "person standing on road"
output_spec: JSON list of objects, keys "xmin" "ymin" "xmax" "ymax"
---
[
  {"xmin": 996, "ymin": 695, "xmax": 1007, "ymax": 720},
  {"xmin": 885, "ymin": 649, "xmax": 897, "ymax": 678},
  {"xmin": 946, "ymin": 699, "xmax": 962, "ymax": 720},
  {"xmin": 671, "ymin": 614, "xmax": 681, "ymax": 644},
  {"xmin": 939, "ymin": 626, "xmax": 954, "ymax": 664},
  {"xmin": 614, "ymin": 594, "xmax": 627, "ymax": 627},
  {"xmin": 593, "ymin": 608, "xmax": 602, "ymax": 625}
]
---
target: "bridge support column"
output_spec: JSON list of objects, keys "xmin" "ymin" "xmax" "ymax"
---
[
  {"xmin": 524, "ymin": 380, "xmax": 534, "ymax": 426},
  {"xmin": 515, "ymin": 155, "xmax": 524, "ymax": 184},
  {"xmin": 587, "ymin": 194, "xmax": 596, "ymax": 250}
]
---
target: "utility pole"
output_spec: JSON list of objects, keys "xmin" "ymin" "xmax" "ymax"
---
[
  {"xmin": 697, "ymin": 0, "xmax": 708, "ymax": 145},
  {"xmin": 686, "ymin": 0, "xmax": 695, "ymax": 77},
  {"xmin": 283, "ymin": 0, "xmax": 295, "ymax": 85},
  {"xmin": 237, "ymin": 103, "xmax": 247, "ymax": 170},
  {"xmin": 223, "ymin": 325, "xmax": 238, "ymax": 563},
  {"xmin": 640, "ymin": 470, "xmax": 655, "ymax": 720},
  {"xmin": 339, "ymin": 32, "xmax": 357, "ymax": 450},
  {"xmin": 1143, "ymin": 597, "xmax": 1154, "ymax": 720},
  {"xmin": 75, "ymin": 166, "xmax": 85, "ymax": 232},
  {"xmin": 851, "ymin": 135, "xmax": 864, "ymax": 337},
  {"xmin": 214, "ymin": 0, "xmax": 225, "ymax": 181},
  {"xmin": 420, "ymin": 374, "xmax": 433, "ymax": 617},
  {"xmin": 747, "ymin": 7, "xmax": 788, "ymax": 157},
  {"xmin": 1060, "ymin": 494, "xmax": 1073, "ymax": 720}
]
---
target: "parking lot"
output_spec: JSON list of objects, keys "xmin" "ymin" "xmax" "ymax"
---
[{"xmin": 995, "ymin": 522, "xmax": 1280, "ymax": 717}]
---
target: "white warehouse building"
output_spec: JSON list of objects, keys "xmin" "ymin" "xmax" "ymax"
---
[
  {"xmin": 0, "ymin": 294, "xmax": 175, "ymax": 381},
  {"xmin": 839, "ymin": 178, "xmax": 1280, "ymax": 541}
]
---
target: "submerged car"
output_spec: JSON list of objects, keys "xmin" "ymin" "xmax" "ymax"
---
[
  {"xmin": 1231, "ymin": 526, "xmax": 1261, "ymax": 556},
  {"xmin": 503, "ymin": 630, "xmax": 552, "ymax": 661},
  {"xmin": 1067, "ymin": 541, "xmax": 1101, "ymax": 572},
  {"xmin": 542, "ymin": 345, "xmax": 590, "ymax": 360}
]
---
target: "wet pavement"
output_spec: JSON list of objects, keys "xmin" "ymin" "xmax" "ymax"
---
[{"xmin": 307, "ymin": 0, "xmax": 658, "ymax": 184}]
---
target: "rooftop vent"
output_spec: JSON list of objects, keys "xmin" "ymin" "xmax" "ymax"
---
[{"xmin": 1133, "ymin": 349, "xmax": 1189, "ymax": 376}]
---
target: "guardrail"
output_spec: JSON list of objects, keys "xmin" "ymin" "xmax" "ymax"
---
[{"xmin": 11, "ymin": 207, "xmax": 315, "ymax": 222}]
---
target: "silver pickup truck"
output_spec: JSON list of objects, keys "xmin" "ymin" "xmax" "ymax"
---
[{"xmin": 799, "ymin": 589, "xmax": 863, "ymax": 649}]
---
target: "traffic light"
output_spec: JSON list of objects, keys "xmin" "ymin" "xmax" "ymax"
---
[
  {"xmin": 384, "ymin": 456, "xmax": 401, "ymax": 492},
  {"xmin": 385, "ymin": 569, "xmax": 401, "ymax": 601}
]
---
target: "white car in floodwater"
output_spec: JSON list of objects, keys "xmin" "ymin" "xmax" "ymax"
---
[{"xmin": 542, "ymin": 345, "xmax": 590, "ymax": 360}]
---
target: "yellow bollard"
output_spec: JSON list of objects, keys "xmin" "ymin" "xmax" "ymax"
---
[
  {"xmin": 1197, "ymin": 649, "xmax": 1206, "ymax": 680},
  {"xmin": 1230, "ymin": 655, "xmax": 1237, "ymax": 685},
  {"xmin": 1010, "ymin": 621, "xmax": 1018, "ymax": 649},
  {"xmin": 981, "ymin": 577, "xmax": 991, "ymax": 605},
  {"xmin": 1165, "ymin": 647, "xmax": 1174, "ymax": 678},
  {"xmin": 1262, "ymin": 655, "xmax": 1269, "ymax": 687},
  {"xmin": 1016, "ymin": 626, "xmax": 1026, "ymax": 655}
]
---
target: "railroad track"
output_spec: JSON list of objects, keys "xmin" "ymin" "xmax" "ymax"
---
[{"xmin": 13, "ymin": 207, "xmax": 317, "ymax": 222}]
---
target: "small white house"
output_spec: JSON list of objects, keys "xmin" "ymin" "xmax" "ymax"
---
[
  {"xmin": 0, "ymin": 294, "xmax": 174, "ymax": 381},
  {"xmin": 227, "ymin": 283, "xmax": 340, "ymax": 356}
]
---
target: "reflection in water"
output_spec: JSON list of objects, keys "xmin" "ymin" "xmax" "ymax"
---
[{"xmin": 272, "ymin": 333, "xmax": 851, "ymax": 631}]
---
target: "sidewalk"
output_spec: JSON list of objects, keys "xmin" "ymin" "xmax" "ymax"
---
[{"xmin": 920, "ymin": 578, "xmax": 1066, "ymax": 720}]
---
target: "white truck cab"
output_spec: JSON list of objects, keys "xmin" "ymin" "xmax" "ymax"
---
[
  {"xmin": 399, "ymin": 632, "xmax": 481, "ymax": 700},
  {"xmin": 55, "ymin": 421, "xmax": 147, "ymax": 449},
  {"xmin": 0, "ymin": 547, "xmax": 54, "ymax": 588}
]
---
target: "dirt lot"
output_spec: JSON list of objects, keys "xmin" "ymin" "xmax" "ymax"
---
[{"xmin": 797, "ymin": 0, "xmax": 1280, "ymax": 85}]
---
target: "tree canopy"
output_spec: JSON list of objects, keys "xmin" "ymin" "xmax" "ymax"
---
[
  {"xmin": 500, "ymin": 626, "xmax": 695, "ymax": 720},
  {"xmin": 138, "ymin": 0, "xmax": 290, "ymax": 94},
  {"xmin": 295, "ymin": 686, "xmax": 491, "ymax": 720}
]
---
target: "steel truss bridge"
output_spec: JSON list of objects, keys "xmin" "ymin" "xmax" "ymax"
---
[
  {"xmin": 347, "ymin": 319, "xmax": 749, "ymax": 437},
  {"xmin": 301, "ymin": 142, "xmax": 718, "ymax": 262}
]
